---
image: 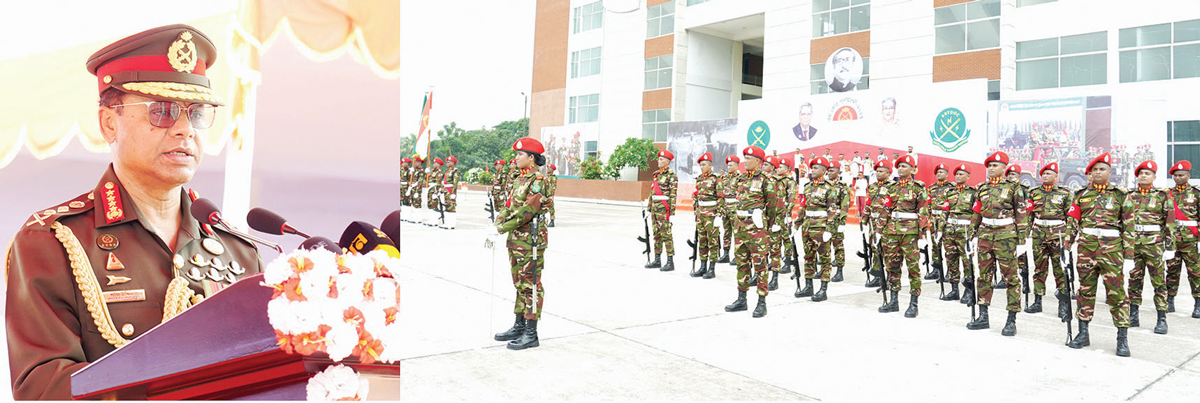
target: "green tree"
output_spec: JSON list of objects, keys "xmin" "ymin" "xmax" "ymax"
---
[{"xmin": 604, "ymin": 138, "xmax": 657, "ymax": 179}]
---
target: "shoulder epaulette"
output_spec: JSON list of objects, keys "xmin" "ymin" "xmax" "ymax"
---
[{"xmin": 25, "ymin": 191, "xmax": 95, "ymax": 228}]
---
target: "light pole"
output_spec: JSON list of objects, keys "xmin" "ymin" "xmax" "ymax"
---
[{"xmin": 521, "ymin": 91, "xmax": 528, "ymax": 136}]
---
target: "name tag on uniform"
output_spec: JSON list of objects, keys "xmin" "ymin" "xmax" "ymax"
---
[{"xmin": 103, "ymin": 289, "xmax": 146, "ymax": 303}]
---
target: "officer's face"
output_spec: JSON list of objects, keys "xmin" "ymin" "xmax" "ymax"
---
[
  {"xmin": 515, "ymin": 151, "xmax": 535, "ymax": 169},
  {"xmin": 100, "ymin": 94, "xmax": 204, "ymax": 189},
  {"xmin": 875, "ymin": 167, "xmax": 890, "ymax": 178},
  {"xmin": 1041, "ymin": 170, "xmax": 1058, "ymax": 185},
  {"xmin": 936, "ymin": 169, "xmax": 948, "ymax": 181},
  {"xmin": 658, "ymin": 157, "xmax": 670, "ymax": 170},
  {"xmin": 1175, "ymin": 170, "xmax": 1191, "ymax": 186},
  {"xmin": 745, "ymin": 156, "xmax": 762, "ymax": 171},
  {"xmin": 700, "ymin": 160, "xmax": 712, "ymax": 174},
  {"xmin": 811, "ymin": 164, "xmax": 827, "ymax": 178},
  {"xmin": 897, "ymin": 163, "xmax": 913, "ymax": 177},
  {"xmin": 825, "ymin": 168, "xmax": 838, "ymax": 180},
  {"xmin": 955, "ymin": 170, "xmax": 970, "ymax": 184},
  {"xmin": 1137, "ymin": 169, "xmax": 1155, "ymax": 186},
  {"xmin": 1091, "ymin": 163, "xmax": 1111, "ymax": 184},
  {"xmin": 727, "ymin": 161, "xmax": 739, "ymax": 172},
  {"xmin": 986, "ymin": 162, "xmax": 1005, "ymax": 179},
  {"xmin": 1006, "ymin": 171, "xmax": 1020, "ymax": 181}
]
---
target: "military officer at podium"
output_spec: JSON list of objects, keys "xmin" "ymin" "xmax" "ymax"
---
[{"xmin": 5, "ymin": 25, "xmax": 263, "ymax": 400}]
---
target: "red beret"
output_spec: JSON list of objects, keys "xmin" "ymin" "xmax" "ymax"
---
[
  {"xmin": 513, "ymin": 138, "xmax": 545, "ymax": 154},
  {"xmin": 549, "ymin": 164, "xmax": 557, "ymax": 171},
  {"xmin": 1171, "ymin": 160, "xmax": 1192, "ymax": 174},
  {"xmin": 1006, "ymin": 165, "xmax": 1022, "ymax": 176},
  {"xmin": 985, "ymin": 151, "xmax": 1009, "ymax": 166},
  {"xmin": 810, "ymin": 156, "xmax": 831, "ymax": 169},
  {"xmin": 763, "ymin": 156, "xmax": 778, "ymax": 168},
  {"xmin": 725, "ymin": 155, "xmax": 741, "ymax": 164},
  {"xmin": 1087, "ymin": 153, "xmax": 1113, "ymax": 173},
  {"xmin": 433, "ymin": 158, "xmax": 444, "ymax": 165},
  {"xmin": 1136, "ymin": 160, "xmax": 1157, "ymax": 175},
  {"xmin": 509, "ymin": 159, "xmax": 516, "ymax": 164},
  {"xmin": 828, "ymin": 159, "xmax": 840, "ymax": 169},
  {"xmin": 657, "ymin": 150, "xmax": 674, "ymax": 160},
  {"xmin": 413, "ymin": 155, "xmax": 425, "ymax": 163},
  {"xmin": 935, "ymin": 164, "xmax": 949, "ymax": 173},
  {"xmin": 697, "ymin": 152, "xmax": 713, "ymax": 164},
  {"xmin": 779, "ymin": 156, "xmax": 794, "ymax": 169},
  {"xmin": 87, "ymin": 24, "xmax": 223, "ymax": 105},
  {"xmin": 1040, "ymin": 162, "xmax": 1058, "ymax": 175},
  {"xmin": 874, "ymin": 159, "xmax": 892, "ymax": 172},
  {"xmin": 401, "ymin": 158, "xmax": 411, "ymax": 163},
  {"xmin": 495, "ymin": 160, "xmax": 506, "ymax": 165},
  {"xmin": 447, "ymin": 156, "xmax": 457, "ymax": 164},
  {"xmin": 742, "ymin": 146, "xmax": 766, "ymax": 160},
  {"xmin": 955, "ymin": 164, "xmax": 971, "ymax": 175},
  {"xmin": 895, "ymin": 154, "xmax": 916, "ymax": 168}
]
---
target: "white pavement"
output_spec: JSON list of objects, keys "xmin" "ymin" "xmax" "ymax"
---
[{"xmin": 397, "ymin": 190, "xmax": 1200, "ymax": 401}]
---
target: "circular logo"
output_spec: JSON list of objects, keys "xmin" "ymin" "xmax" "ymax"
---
[
  {"xmin": 930, "ymin": 108, "xmax": 970, "ymax": 152},
  {"xmin": 747, "ymin": 120, "xmax": 771, "ymax": 149},
  {"xmin": 832, "ymin": 105, "xmax": 859, "ymax": 121}
]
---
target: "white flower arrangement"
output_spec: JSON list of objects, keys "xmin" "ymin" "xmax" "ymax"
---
[{"xmin": 264, "ymin": 249, "xmax": 402, "ymax": 401}]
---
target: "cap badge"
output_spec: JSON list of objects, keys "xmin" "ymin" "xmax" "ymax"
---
[
  {"xmin": 516, "ymin": 141, "xmax": 524, "ymax": 150},
  {"xmin": 168, "ymin": 31, "xmax": 197, "ymax": 73}
]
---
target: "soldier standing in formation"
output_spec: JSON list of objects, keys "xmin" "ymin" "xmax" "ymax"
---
[
  {"xmin": 996, "ymin": 165, "xmax": 1031, "ymax": 290},
  {"xmin": 491, "ymin": 138, "xmax": 552, "ymax": 350},
  {"xmin": 796, "ymin": 157, "xmax": 839, "ymax": 301},
  {"xmin": 724, "ymin": 146, "xmax": 776, "ymax": 317},
  {"xmin": 441, "ymin": 156, "xmax": 460, "ymax": 229},
  {"xmin": 1026, "ymin": 163, "xmax": 1072, "ymax": 317},
  {"xmin": 425, "ymin": 158, "xmax": 446, "ymax": 226},
  {"xmin": 1165, "ymin": 160, "xmax": 1200, "ymax": 317},
  {"xmin": 863, "ymin": 159, "xmax": 892, "ymax": 288},
  {"xmin": 939, "ymin": 164, "xmax": 975, "ymax": 303},
  {"xmin": 762, "ymin": 155, "xmax": 783, "ymax": 291},
  {"xmin": 825, "ymin": 160, "xmax": 850, "ymax": 282},
  {"xmin": 693, "ymin": 152, "xmax": 721, "ymax": 278},
  {"xmin": 927, "ymin": 164, "xmax": 956, "ymax": 281},
  {"xmin": 877, "ymin": 155, "xmax": 929, "ymax": 317},
  {"xmin": 399, "ymin": 157, "xmax": 412, "ymax": 220},
  {"xmin": 546, "ymin": 164, "xmax": 558, "ymax": 227},
  {"xmin": 490, "ymin": 159, "xmax": 508, "ymax": 218},
  {"xmin": 410, "ymin": 156, "xmax": 427, "ymax": 224},
  {"xmin": 718, "ymin": 155, "xmax": 742, "ymax": 266},
  {"xmin": 1066, "ymin": 153, "xmax": 1131, "ymax": 356},
  {"xmin": 967, "ymin": 152, "xmax": 1029, "ymax": 335},
  {"xmin": 776, "ymin": 156, "xmax": 798, "ymax": 279},
  {"xmin": 1123, "ymin": 161, "xmax": 1173, "ymax": 334},
  {"xmin": 645, "ymin": 150, "xmax": 678, "ymax": 271}
]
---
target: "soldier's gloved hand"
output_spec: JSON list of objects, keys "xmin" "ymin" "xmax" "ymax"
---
[
  {"xmin": 752, "ymin": 209, "xmax": 764, "ymax": 228},
  {"xmin": 1164, "ymin": 249, "xmax": 1176, "ymax": 261},
  {"xmin": 918, "ymin": 238, "xmax": 929, "ymax": 251},
  {"xmin": 822, "ymin": 231, "xmax": 832, "ymax": 242},
  {"xmin": 1123, "ymin": 259, "xmax": 1134, "ymax": 273}
]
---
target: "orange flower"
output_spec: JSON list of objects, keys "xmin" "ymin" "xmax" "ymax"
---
[
  {"xmin": 275, "ymin": 329, "xmax": 294, "ymax": 354},
  {"xmin": 283, "ymin": 276, "xmax": 306, "ymax": 302},
  {"xmin": 327, "ymin": 278, "xmax": 340, "ymax": 299},
  {"xmin": 383, "ymin": 307, "xmax": 398, "ymax": 325},
  {"xmin": 343, "ymin": 306, "xmax": 365, "ymax": 329},
  {"xmin": 289, "ymin": 255, "xmax": 314, "ymax": 273},
  {"xmin": 373, "ymin": 261, "xmax": 394, "ymax": 278},
  {"xmin": 362, "ymin": 280, "xmax": 374, "ymax": 302},
  {"xmin": 292, "ymin": 331, "xmax": 324, "ymax": 356},
  {"xmin": 354, "ymin": 329, "xmax": 383, "ymax": 365}
]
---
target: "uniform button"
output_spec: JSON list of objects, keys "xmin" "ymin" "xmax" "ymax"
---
[{"xmin": 121, "ymin": 323, "xmax": 134, "ymax": 336}]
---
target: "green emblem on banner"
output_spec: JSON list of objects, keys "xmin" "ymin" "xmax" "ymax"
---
[
  {"xmin": 930, "ymin": 108, "xmax": 970, "ymax": 152},
  {"xmin": 747, "ymin": 120, "xmax": 770, "ymax": 148}
]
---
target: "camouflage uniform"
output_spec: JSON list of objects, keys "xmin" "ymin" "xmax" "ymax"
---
[
  {"xmin": 734, "ymin": 168, "xmax": 777, "ymax": 296},
  {"xmin": 880, "ymin": 177, "xmax": 930, "ymax": 295},
  {"xmin": 768, "ymin": 170, "xmax": 789, "ymax": 276},
  {"xmin": 399, "ymin": 163, "xmax": 411, "ymax": 208},
  {"xmin": 546, "ymin": 171, "xmax": 558, "ymax": 222},
  {"xmin": 442, "ymin": 165, "xmax": 459, "ymax": 213},
  {"xmin": 1028, "ymin": 184, "xmax": 1073, "ymax": 297},
  {"xmin": 929, "ymin": 180, "xmax": 955, "ymax": 275},
  {"xmin": 719, "ymin": 171, "xmax": 741, "ymax": 260},
  {"xmin": 426, "ymin": 165, "xmax": 444, "ymax": 211},
  {"xmin": 648, "ymin": 167, "xmax": 678, "ymax": 256},
  {"xmin": 490, "ymin": 167, "xmax": 508, "ymax": 212},
  {"xmin": 1123, "ymin": 186, "xmax": 1174, "ymax": 312},
  {"xmin": 1068, "ymin": 183, "xmax": 1131, "ymax": 327},
  {"xmin": 1166, "ymin": 184, "xmax": 1200, "ymax": 307},
  {"xmin": 829, "ymin": 180, "xmax": 850, "ymax": 269},
  {"xmin": 971, "ymin": 177, "xmax": 1029, "ymax": 312},
  {"xmin": 410, "ymin": 163, "xmax": 427, "ymax": 215},
  {"xmin": 496, "ymin": 167, "xmax": 551, "ymax": 320},
  {"xmin": 799, "ymin": 177, "xmax": 838, "ymax": 282},
  {"xmin": 695, "ymin": 171, "xmax": 721, "ymax": 261},
  {"xmin": 1013, "ymin": 182, "xmax": 1032, "ymax": 288},
  {"xmin": 864, "ymin": 178, "xmax": 890, "ymax": 284},
  {"xmin": 943, "ymin": 184, "xmax": 977, "ymax": 285}
]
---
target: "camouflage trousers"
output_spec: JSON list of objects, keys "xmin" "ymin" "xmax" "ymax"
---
[
  {"xmin": 426, "ymin": 187, "xmax": 442, "ymax": 210},
  {"xmin": 869, "ymin": 226, "xmax": 885, "ymax": 276},
  {"xmin": 1076, "ymin": 233, "xmax": 1131, "ymax": 327},
  {"xmin": 735, "ymin": 218, "xmax": 770, "ymax": 296},
  {"xmin": 651, "ymin": 209, "xmax": 675, "ymax": 256},
  {"xmin": 832, "ymin": 230, "xmax": 845, "ymax": 268},
  {"xmin": 399, "ymin": 186, "xmax": 409, "ymax": 206},
  {"xmin": 781, "ymin": 222, "xmax": 795, "ymax": 266},
  {"xmin": 881, "ymin": 233, "xmax": 921, "ymax": 296},
  {"xmin": 445, "ymin": 190, "xmax": 457, "ymax": 213},
  {"xmin": 720, "ymin": 212, "xmax": 735, "ymax": 249},
  {"xmin": 697, "ymin": 207, "xmax": 720, "ymax": 261},
  {"xmin": 976, "ymin": 236, "xmax": 1020, "ymax": 311},
  {"xmin": 547, "ymin": 198, "xmax": 555, "ymax": 221},
  {"xmin": 507, "ymin": 241, "xmax": 547, "ymax": 321},
  {"xmin": 1032, "ymin": 236, "xmax": 1068, "ymax": 296},
  {"xmin": 943, "ymin": 230, "xmax": 971, "ymax": 283},
  {"xmin": 1165, "ymin": 240, "xmax": 1200, "ymax": 298},
  {"xmin": 769, "ymin": 221, "xmax": 786, "ymax": 272},
  {"xmin": 802, "ymin": 228, "xmax": 834, "ymax": 281},
  {"xmin": 931, "ymin": 223, "xmax": 944, "ymax": 267},
  {"xmin": 1128, "ymin": 239, "xmax": 1168, "ymax": 311}
]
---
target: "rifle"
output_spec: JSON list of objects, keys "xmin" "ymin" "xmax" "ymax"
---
[
  {"xmin": 920, "ymin": 239, "xmax": 931, "ymax": 282},
  {"xmin": 1058, "ymin": 236, "xmax": 1075, "ymax": 345},
  {"xmin": 485, "ymin": 191, "xmax": 496, "ymax": 222},
  {"xmin": 935, "ymin": 232, "xmax": 947, "ymax": 299},
  {"xmin": 965, "ymin": 238, "xmax": 978, "ymax": 323},
  {"xmin": 855, "ymin": 175, "xmax": 873, "ymax": 282},
  {"xmin": 531, "ymin": 214, "xmax": 542, "ymax": 318},
  {"xmin": 687, "ymin": 227, "xmax": 699, "ymax": 275},
  {"xmin": 637, "ymin": 208, "xmax": 654, "ymax": 263},
  {"xmin": 1020, "ymin": 249, "xmax": 1031, "ymax": 310}
]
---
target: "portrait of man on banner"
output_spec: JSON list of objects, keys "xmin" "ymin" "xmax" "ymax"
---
[
  {"xmin": 825, "ymin": 47, "xmax": 863, "ymax": 93},
  {"xmin": 792, "ymin": 102, "xmax": 818, "ymax": 142}
]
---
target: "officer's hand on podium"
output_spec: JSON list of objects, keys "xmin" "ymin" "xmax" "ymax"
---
[{"xmin": 1164, "ymin": 249, "xmax": 1176, "ymax": 261}]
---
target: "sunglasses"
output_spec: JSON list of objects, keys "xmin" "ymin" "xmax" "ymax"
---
[{"xmin": 110, "ymin": 101, "xmax": 217, "ymax": 129}]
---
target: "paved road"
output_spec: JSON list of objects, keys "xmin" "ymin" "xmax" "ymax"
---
[{"xmin": 397, "ymin": 190, "xmax": 1200, "ymax": 401}]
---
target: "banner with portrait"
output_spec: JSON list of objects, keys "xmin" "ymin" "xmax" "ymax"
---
[
  {"xmin": 540, "ymin": 123, "xmax": 596, "ymax": 177},
  {"xmin": 664, "ymin": 118, "xmax": 739, "ymax": 183}
]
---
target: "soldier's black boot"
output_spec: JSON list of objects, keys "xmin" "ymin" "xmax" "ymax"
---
[
  {"xmin": 1116, "ymin": 327, "xmax": 1130, "ymax": 357},
  {"xmin": 645, "ymin": 254, "xmax": 661, "ymax": 269},
  {"xmin": 1056, "ymin": 290, "xmax": 1070, "ymax": 321},
  {"xmin": 797, "ymin": 278, "xmax": 814, "ymax": 298},
  {"xmin": 1192, "ymin": 297, "xmax": 1200, "ymax": 318},
  {"xmin": 725, "ymin": 290, "xmax": 748, "ymax": 312},
  {"xmin": 967, "ymin": 306, "xmax": 990, "ymax": 330},
  {"xmin": 924, "ymin": 266, "xmax": 940, "ymax": 280},
  {"xmin": 831, "ymin": 266, "xmax": 844, "ymax": 282},
  {"xmin": 780, "ymin": 259, "xmax": 792, "ymax": 274},
  {"xmin": 752, "ymin": 295, "xmax": 768, "ymax": 318},
  {"xmin": 768, "ymin": 271, "xmax": 779, "ymax": 291},
  {"xmin": 661, "ymin": 256, "xmax": 675, "ymax": 272},
  {"xmin": 1130, "ymin": 305, "xmax": 1140, "ymax": 327},
  {"xmin": 865, "ymin": 275, "xmax": 881, "ymax": 288},
  {"xmin": 904, "ymin": 295, "xmax": 919, "ymax": 318},
  {"xmin": 507, "ymin": 320, "xmax": 539, "ymax": 350},
  {"xmin": 1024, "ymin": 295, "xmax": 1043, "ymax": 313},
  {"xmin": 548, "ymin": 219, "xmax": 555, "ymax": 227},
  {"xmin": 1155, "ymin": 310, "xmax": 1169, "ymax": 334},
  {"xmin": 1167, "ymin": 295, "xmax": 1176, "ymax": 313},
  {"xmin": 942, "ymin": 283, "xmax": 960, "ymax": 301},
  {"xmin": 703, "ymin": 263, "xmax": 716, "ymax": 279},
  {"xmin": 1068, "ymin": 321, "xmax": 1090, "ymax": 348},
  {"xmin": 994, "ymin": 277, "xmax": 1007, "ymax": 290},
  {"xmin": 878, "ymin": 291, "xmax": 900, "ymax": 313},
  {"xmin": 717, "ymin": 248, "xmax": 729, "ymax": 263},
  {"xmin": 691, "ymin": 260, "xmax": 707, "ymax": 278},
  {"xmin": 494, "ymin": 314, "xmax": 526, "ymax": 341},
  {"xmin": 1002, "ymin": 311, "xmax": 1017, "ymax": 336},
  {"xmin": 812, "ymin": 281, "xmax": 829, "ymax": 302}
]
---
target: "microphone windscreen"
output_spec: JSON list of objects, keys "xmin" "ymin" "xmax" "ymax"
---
[
  {"xmin": 190, "ymin": 198, "xmax": 221, "ymax": 225},
  {"xmin": 339, "ymin": 221, "xmax": 400, "ymax": 259},
  {"xmin": 300, "ymin": 236, "xmax": 342, "ymax": 254},
  {"xmin": 247, "ymin": 207, "xmax": 288, "ymax": 235},
  {"xmin": 380, "ymin": 210, "xmax": 401, "ymax": 245}
]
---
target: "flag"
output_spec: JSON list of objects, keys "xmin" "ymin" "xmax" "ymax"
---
[{"xmin": 413, "ymin": 92, "xmax": 434, "ymax": 159}]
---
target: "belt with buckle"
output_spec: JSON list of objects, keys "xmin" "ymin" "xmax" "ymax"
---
[
  {"xmin": 651, "ymin": 195, "xmax": 669, "ymax": 201},
  {"xmin": 697, "ymin": 200, "xmax": 718, "ymax": 207},
  {"xmin": 1134, "ymin": 224, "xmax": 1161, "ymax": 232},
  {"xmin": 949, "ymin": 218, "xmax": 972, "ymax": 226},
  {"xmin": 892, "ymin": 212, "xmax": 918, "ymax": 220},
  {"xmin": 736, "ymin": 210, "xmax": 752, "ymax": 217},
  {"xmin": 932, "ymin": 210, "xmax": 945, "ymax": 215},
  {"xmin": 1034, "ymin": 219, "xmax": 1065, "ymax": 226},
  {"xmin": 1178, "ymin": 220, "xmax": 1198, "ymax": 226},
  {"xmin": 1082, "ymin": 227, "xmax": 1120, "ymax": 238},
  {"xmin": 806, "ymin": 210, "xmax": 829, "ymax": 217},
  {"xmin": 724, "ymin": 198, "xmax": 737, "ymax": 203},
  {"xmin": 982, "ymin": 217, "xmax": 1014, "ymax": 226}
]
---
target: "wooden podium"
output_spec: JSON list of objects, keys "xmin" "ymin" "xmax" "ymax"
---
[{"xmin": 70, "ymin": 273, "xmax": 400, "ymax": 400}]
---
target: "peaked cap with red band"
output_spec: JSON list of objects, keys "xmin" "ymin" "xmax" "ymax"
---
[
  {"xmin": 1087, "ymin": 152, "xmax": 1113, "ymax": 172},
  {"xmin": 742, "ymin": 146, "xmax": 766, "ymax": 160},
  {"xmin": 809, "ymin": 156, "xmax": 831, "ymax": 169},
  {"xmin": 874, "ymin": 158, "xmax": 892, "ymax": 172},
  {"xmin": 725, "ymin": 155, "xmax": 741, "ymax": 164},
  {"xmin": 935, "ymin": 163, "xmax": 949, "ymax": 173},
  {"xmin": 657, "ymin": 150, "xmax": 674, "ymax": 160},
  {"xmin": 1136, "ymin": 160, "xmax": 1157, "ymax": 175},
  {"xmin": 985, "ymin": 151, "xmax": 1009, "ymax": 166},
  {"xmin": 697, "ymin": 152, "xmax": 713, "ymax": 164},
  {"xmin": 1172, "ymin": 160, "xmax": 1192, "ymax": 174},
  {"xmin": 1040, "ymin": 162, "xmax": 1059, "ymax": 175},
  {"xmin": 513, "ymin": 138, "xmax": 545, "ymax": 154},
  {"xmin": 894, "ymin": 154, "xmax": 916, "ymax": 168},
  {"xmin": 1006, "ymin": 165, "xmax": 1022, "ymax": 176},
  {"xmin": 87, "ymin": 24, "xmax": 223, "ymax": 105},
  {"xmin": 955, "ymin": 164, "xmax": 971, "ymax": 175}
]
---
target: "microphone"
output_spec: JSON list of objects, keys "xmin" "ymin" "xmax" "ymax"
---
[
  {"xmin": 190, "ymin": 198, "xmax": 284, "ymax": 253},
  {"xmin": 380, "ymin": 210, "xmax": 401, "ymax": 245},
  {"xmin": 300, "ymin": 236, "xmax": 342, "ymax": 254},
  {"xmin": 339, "ymin": 221, "xmax": 401, "ymax": 259},
  {"xmin": 247, "ymin": 207, "xmax": 311, "ymax": 238}
]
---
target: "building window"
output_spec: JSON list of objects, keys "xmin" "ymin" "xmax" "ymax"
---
[
  {"xmin": 687, "ymin": 0, "xmax": 710, "ymax": 5},
  {"xmin": 813, "ymin": 0, "xmax": 870, "ymax": 39},
  {"xmin": 1120, "ymin": 19, "xmax": 1200, "ymax": 82},
  {"xmin": 569, "ymin": 94, "xmax": 600, "ymax": 124},
  {"xmin": 645, "ymin": 55, "xmax": 673, "ymax": 90},
  {"xmin": 1017, "ymin": 0, "xmax": 1056, "ymax": 6},
  {"xmin": 810, "ymin": 58, "xmax": 869, "ymax": 95},
  {"xmin": 571, "ymin": 47, "xmax": 602, "ymax": 78},
  {"xmin": 573, "ymin": 1, "xmax": 604, "ymax": 34},
  {"xmin": 643, "ymin": 109, "xmax": 671, "ymax": 141},
  {"xmin": 988, "ymin": 79, "xmax": 1000, "ymax": 100},
  {"xmin": 1016, "ymin": 31, "xmax": 1107, "ymax": 90},
  {"xmin": 1168, "ymin": 120, "xmax": 1200, "ymax": 178},
  {"xmin": 934, "ymin": 0, "xmax": 1000, "ymax": 55},
  {"xmin": 647, "ymin": 2, "xmax": 675, "ymax": 38},
  {"xmin": 585, "ymin": 140, "xmax": 599, "ymax": 160}
]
